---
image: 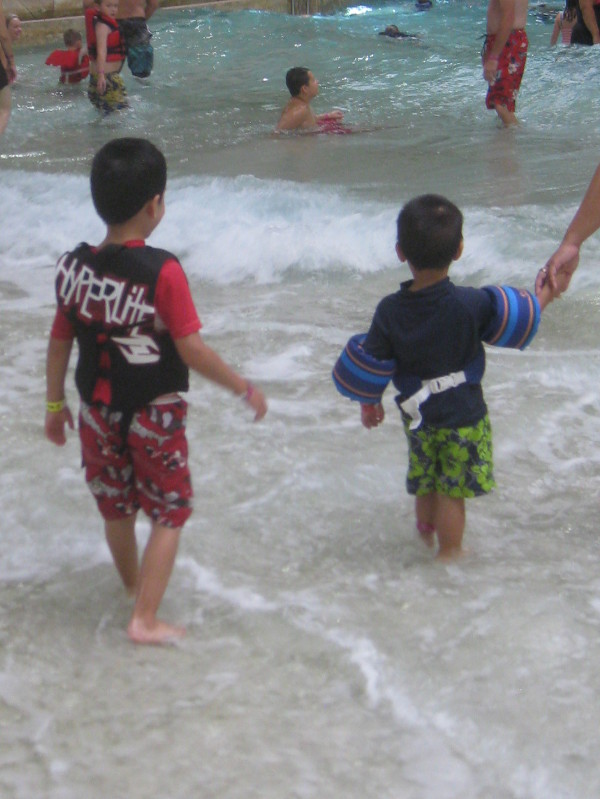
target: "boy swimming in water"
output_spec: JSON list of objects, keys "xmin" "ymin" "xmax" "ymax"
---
[{"xmin": 275, "ymin": 67, "xmax": 345, "ymax": 133}]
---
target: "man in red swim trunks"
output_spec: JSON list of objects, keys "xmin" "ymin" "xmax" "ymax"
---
[{"xmin": 482, "ymin": 0, "xmax": 529, "ymax": 126}]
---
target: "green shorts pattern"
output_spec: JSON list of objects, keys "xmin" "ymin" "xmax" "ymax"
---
[
  {"xmin": 404, "ymin": 414, "xmax": 495, "ymax": 498},
  {"xmin": 88, "ymin": 72, "xmax": 128, "ymax": 114}
]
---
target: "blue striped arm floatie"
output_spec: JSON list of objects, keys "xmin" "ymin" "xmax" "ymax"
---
[
  {"xmin": 332, "ymin": 334, "xmax": 397, "ymax": 404},
  {"xmin": 482, "ymin": 285, "xmax": 541, "ymax": 350}
]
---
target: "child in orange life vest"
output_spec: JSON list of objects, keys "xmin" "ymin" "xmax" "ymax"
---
[
  {"xmin": 46, "ymin": 29, "xmax": 90, "ymax": 85},
  {"xmin": 85, "ymin": 0, "xmax": 128, "ymax": 113}
]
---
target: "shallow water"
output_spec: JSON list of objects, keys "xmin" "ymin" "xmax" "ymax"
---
[{"xmin": 2, "ymin": 2, "xmax": 600, "ymax": 798}]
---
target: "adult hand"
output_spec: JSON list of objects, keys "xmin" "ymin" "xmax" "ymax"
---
[
  {"xmin": 483, "ymin": 57, "xmax": 498, "ymax": 84},
  {"xmin": 536, "ymin": 241, "xmax": 580, "ymax": 298}
]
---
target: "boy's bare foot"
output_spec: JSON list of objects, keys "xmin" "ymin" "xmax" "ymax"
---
[{"xmin": 127, "ymin": 617, "xmax": 186, "ymax": 645}]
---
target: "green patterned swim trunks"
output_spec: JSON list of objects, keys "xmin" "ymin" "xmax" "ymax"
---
[
  {"xmin": 404, "ymin": 414, "xmax": 495, "ymax": 498},
  {"xmin": 88, "ymin": 73, "xmax": 128, "ymax": 114}
]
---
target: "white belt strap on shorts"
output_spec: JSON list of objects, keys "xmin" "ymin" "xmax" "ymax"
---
[{"xmin": 400, "ymin": 370, "xmax": 467, "ymax": 430}]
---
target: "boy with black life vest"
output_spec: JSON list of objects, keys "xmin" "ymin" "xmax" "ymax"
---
[
  {"xmin": 333, "ymin": 194, "xmax": 564, "ymax": 559},
  {"xmin": 45, "ymin": 29, "xmax": 90, "ymax": 85},
  {"xmin": 45, "ymin": 138, "xmax": 268, "ymax": 644},
  {"xmin": 85, "ymin": 0, "xmax": 128, "ymax": 113}
]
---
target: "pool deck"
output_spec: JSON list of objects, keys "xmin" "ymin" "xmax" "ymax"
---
[{"xmin": 6, "ymin": 0, "xmax": 348, "ymax": 46}]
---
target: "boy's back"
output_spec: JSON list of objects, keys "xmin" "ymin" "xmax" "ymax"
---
[
  {"xmin": 55, "ymin": 240, "xmax": 194, "ymax": 411},
  {"xmin": 333, "ymin": 194, "xmax": 551, "ymax": 558},
  {"xmin": 364, "ymin": 276, "xmax": 494, "ymax": 429}
]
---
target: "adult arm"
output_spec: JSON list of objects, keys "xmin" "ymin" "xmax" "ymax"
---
[
  {"xmin": 579, "ymin": 0, "xmax": 600, "ymax": 43},
  {"xmin": 0, "ymin": 3, "xmax": 16, "ymax": 82},
  {"xmin": 145, "ymin": 0, "xmax": 159, "ymax": 19},
  {"xmin": 45, "ymin": 336, "xmax": 75, "ymax": 446},
  {"xmin": 537, "ymin": 163, "xmax": 600, "ymax": 296},
  {"xmin": 174, "ymin": 333, "xmax": 267, "ymax": 421},
  {"xmin": 550, "ymin": 13, "xmax": 561, "ymax": 46},
  {"xmin": 483, "ymin": 0, "xmax": 516, "ymax": 83}
]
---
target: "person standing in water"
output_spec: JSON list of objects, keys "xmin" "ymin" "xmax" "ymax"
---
[
  {"xmin": 45, "ymin": 138, "xmax": 268, "ymax": 644},
  {"xmin": 482, "ymin": 0, "xmax": 529, "ymax": 125},
  {"xmin": 0, "ymin": 0, "xmax": 16, "ymax": 136},
  {"xmin": 570, "ymin": 0, "xmax": 600, "ymax": 44},
  {"xmin": 550, "ymin": 0, "xmax": 578, "ymax": 45},
  {"xmin": 85, "ymin": 0, "xmax": 128, "ymax": 113},
  {"xmin": 118, "ymin": 0, "xmax": 157, "ymax": 77}
]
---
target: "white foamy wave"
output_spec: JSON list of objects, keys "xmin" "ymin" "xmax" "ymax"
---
[
  {"xmin": 156, "ymin": 174, "xmax": 395, "ymax": 282},
  {"xmin": 4, "ymin": 169, "xmax": 600, "ymax": 304},
  {"xmin": 1, "ymin": 170, "xmax": 395, "ymax": 295}
]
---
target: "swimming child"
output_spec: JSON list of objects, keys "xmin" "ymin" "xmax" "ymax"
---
[
  {"xmin": 378, "ymin": 24, "xmax": 419, "ymax": 39},
  {"xmin": 333, "ymin": 194, "xmax": 561, "ymax": 559},
  {"xmin": 46, "ymin": 29, "xmax": 90, "ymax": 84},
  {"xmin": 550, "ymin": 0, "xmax": 578, "ymax": 44},
  {"xmin": 85, "ymin": 0, "xmax": 128, "ymax": 113},
  {"xmin": 275, "ymin": 67, "xmax": 346, "ymax": 133},
  {"xmin": 45, "ymin": 138, "xmax": 268, "ymax": 644}
]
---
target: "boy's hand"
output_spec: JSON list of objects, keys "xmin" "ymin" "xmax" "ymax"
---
[
  {"xmin": 45, "ymin": 406, "xmax": 74, "ymax": 446},
  {"xmin": 361, "ymin": 403, "xmax": 384, "ymax": 429},
  {"xmin": 244, "ymin": 384, "xmax": 268, "ymax": 422},
  {"xmin": 535, "ymin": 280, "xmax": 554, "ymax": 311}
]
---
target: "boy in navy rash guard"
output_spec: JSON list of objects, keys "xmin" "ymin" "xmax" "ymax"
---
[
  {"xmin": 360, "ymin": 194, "xmax": 561, "ymax": 558},
  {"xmin": 45, "ymin": 138, "xmax": 267, "ymax": 645}
]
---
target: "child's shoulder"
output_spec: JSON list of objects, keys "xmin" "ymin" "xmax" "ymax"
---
[
  {"xmin": 140, "ymin": 243, "xmax": 181, "ymax": 263},
  {"xmin": 451, "ymin": 282, "xmax": 496, "ymax": 317}
]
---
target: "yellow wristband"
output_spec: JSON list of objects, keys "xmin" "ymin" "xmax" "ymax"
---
[{"xmin": 46, "ymin": 399, "xmax": 65, "ymax": 413}]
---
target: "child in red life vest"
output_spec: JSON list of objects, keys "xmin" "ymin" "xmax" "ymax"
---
[
  {"xmin": 44, "ymin": 138, "xmax": 268, "ymax": 644},
  {"xmin": 85, "ymin": 0, "xmax": 128, "ymax": 113},
  {"xmin": 45, "ymin": 29, "xmax": 90, "ymax": 85}
]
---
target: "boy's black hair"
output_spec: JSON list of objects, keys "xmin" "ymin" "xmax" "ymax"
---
[
  {"xmin": 90, "ymin": 138, "xmax": 167, "ymax": 226},
  {"xmin": 285, "ymin": 67, "xmax": 311, "ymax": 97},
  {"xmin": 397, "ymin": 194, "xmax": 463, "ymax": 271},
  {"xmin": 63, "ymin": 28, "xmax": 82, "ymax": 47}
]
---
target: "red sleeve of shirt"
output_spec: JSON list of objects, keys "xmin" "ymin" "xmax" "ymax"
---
[
  {"xmin": 154, "ymin": 258, "xmax": 202, "ymax": 339},
  {"xmin": 50, "ymin": 307, "xmax": 75, "ymax": 340}
]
